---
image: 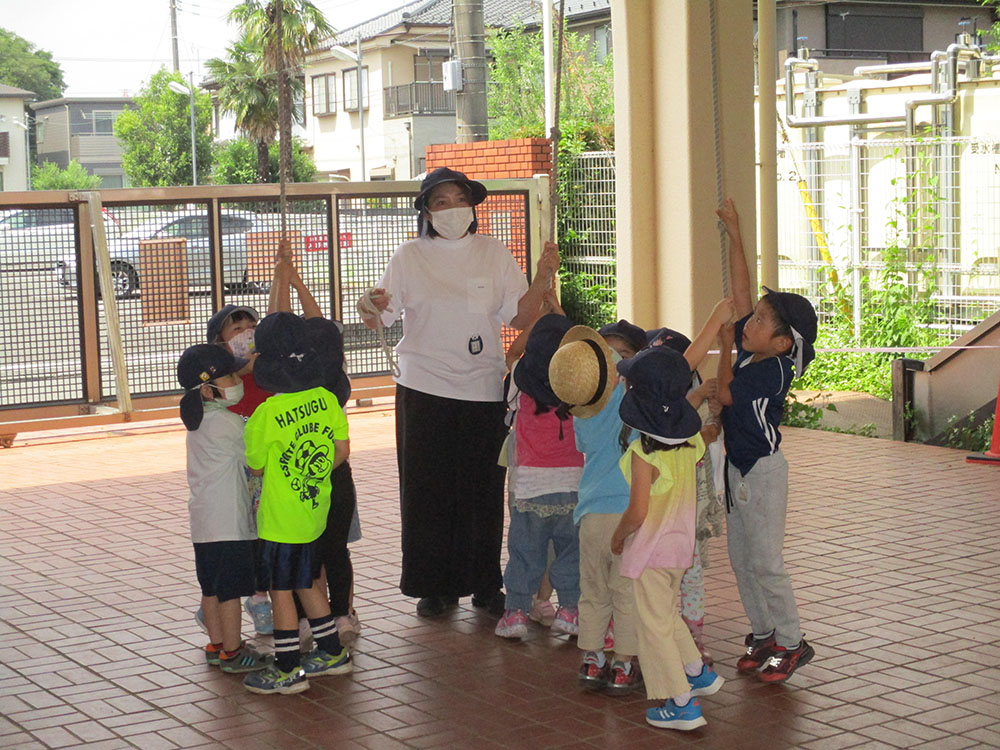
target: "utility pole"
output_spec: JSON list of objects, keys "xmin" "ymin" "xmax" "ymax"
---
[
  {"xmin": 170, "ymin": 0, "xmax": 180, "ymax": 73},
  {"xmin": 454, "ymin": 0, "xmax": 488, "ymax": 142}
]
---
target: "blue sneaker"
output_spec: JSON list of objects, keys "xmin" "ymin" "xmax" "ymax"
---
[
  {"xmin": 194, "ymin": 607, "xmax": 207, "ymax": 634},
  {"xmin": 688, "ymin": 665, "xmax": 725, "ymax": 696},
  {"xmin": 243, "ymin": 665, "xmax": 309, "ymax": 695},
  {"xmin": 646, "ymin": 698, "xmax": 707, "ymax": 731},
  {"xmin": 302, "ymin": 647, "xmax": 352, "ymax": 677},
  {"xmin": 244, "ymin": 596, "xmax": 274, "ymax": 635}
]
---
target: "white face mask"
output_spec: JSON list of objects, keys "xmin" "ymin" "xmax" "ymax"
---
[
  {"xmin": 211, "ymin": 381, "xmax": 244, "ymax": 406},
  {"xmin": 227, "ymin": 328, "xmax": 255, "ymax": 359},
  {"xmin": 429, "ymin": 206, "xmax": 474, "ymax": 240}
]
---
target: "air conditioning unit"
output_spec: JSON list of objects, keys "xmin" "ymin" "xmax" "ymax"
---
[{"xmin": 443, "ymin": 59, "xmax": 463, "ymax": 92}]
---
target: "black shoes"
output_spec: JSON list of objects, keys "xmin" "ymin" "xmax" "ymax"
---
[
  {"xmin": 415, "ymin": 596, "xmax": 458, "ymax": 617},
  {"xmin": 471, "ymin": 590, "xmax": 506, "ymax": 617},
  {"xmin": 415, "ymin": 592, "xmax": 504, "ymax": 617}
]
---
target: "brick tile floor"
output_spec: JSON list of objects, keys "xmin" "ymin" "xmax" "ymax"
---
[{"xmin": 1, "ymin": 411, "xmax": 999, "ymax": 749}]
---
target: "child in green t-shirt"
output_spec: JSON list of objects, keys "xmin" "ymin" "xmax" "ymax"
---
[{"xmin": 241, "ymin": 312, "xmax": 352, "ymax": 696}]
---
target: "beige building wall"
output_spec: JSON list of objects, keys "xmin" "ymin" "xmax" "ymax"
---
[{"xmin": 612, "ymin": 0, "xmax": 756, "ymax": 340}]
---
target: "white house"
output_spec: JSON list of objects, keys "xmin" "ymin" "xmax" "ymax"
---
[
  {"xmin": 0, "ymin": 84, "xmax": 36, "ymax": 192},
  {"xmin": 304, "ymin": 0, "xmax": 542, "ymax": 182}
]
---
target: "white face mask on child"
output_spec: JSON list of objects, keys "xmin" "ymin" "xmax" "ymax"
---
[
  {"xmin": 429, "ymin": 206, "xmax": 474, "ymax": 240},
  {"xmin": 211, "ymin": 382, "xmax": 244, "ymax": 406},
  {"xmin": 227, "ymin": 328, "xmax": 255, "ymax": 359}
]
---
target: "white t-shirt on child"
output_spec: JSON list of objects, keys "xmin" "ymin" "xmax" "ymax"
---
[
  {"xmin": 186, "ymin": 404, "xmax": 256, "ymax": 543},
  {"xmin": 378, "ymin": 233, "xmax": 528, "ymax": 402}
]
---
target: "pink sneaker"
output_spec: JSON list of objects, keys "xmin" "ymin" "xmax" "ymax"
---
[
  {"xmin": 528, "ymin": 597, "xmax": 556, "ymax": 627},
  {"xmin": 604, "ymin": 617, "xmax": 615, "ymax": 651},
  {"xmin": 551, "ymin": 606, "xmax": 579, "ymax": 636},
  {"xmin": 494, "ymin": 609, "xmax": 529, "ymax": 639}
]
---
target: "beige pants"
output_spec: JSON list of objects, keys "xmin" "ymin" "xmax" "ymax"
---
[
  {"xmin": 577, "ymin": 513, "xmax": 638, "ymax": 656},
  {"xmin": 634, "ymin": 567, "xmax": 703, "ymax": 700}
]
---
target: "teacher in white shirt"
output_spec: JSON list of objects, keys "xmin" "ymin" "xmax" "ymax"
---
[{"xmin": 362, "ymin": 167, "xmax": 559, "ymax": 618}]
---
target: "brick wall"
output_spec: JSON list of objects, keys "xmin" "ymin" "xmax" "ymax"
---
[{"xmin": 424, "ymin": 137, "xmax": 552, "ymax": 180}]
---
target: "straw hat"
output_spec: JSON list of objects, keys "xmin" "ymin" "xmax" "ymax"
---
[{"xmin": 548, "ymin": 325, "xmax": 616, "ymax": 419}]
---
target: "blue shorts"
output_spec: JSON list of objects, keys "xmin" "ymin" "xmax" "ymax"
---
[
  {"xmin": 255, "ymin": 539, "xmax": 322, "ymax": 591},
  {"xmin": 194, "ymin": 541, "xmax": 257, "ymax": 603}
]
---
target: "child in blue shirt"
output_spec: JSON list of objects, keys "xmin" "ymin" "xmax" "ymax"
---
[
  {"xmin": 550, "ymin": 322, "xmax": 642, "ymax": 693},
  {"xmin": 716, "ymin": 198, "xmax": 819, "ymax": 683}
]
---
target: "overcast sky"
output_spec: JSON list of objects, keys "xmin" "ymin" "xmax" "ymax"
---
[{"xmin": 4, "ymin": 0, "xmax": 405, "ymax": 98}]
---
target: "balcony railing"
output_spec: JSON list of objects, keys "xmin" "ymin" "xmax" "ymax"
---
[{"xmin": 383, "ymin": 81, "xmax": 455, "ymax": 118}]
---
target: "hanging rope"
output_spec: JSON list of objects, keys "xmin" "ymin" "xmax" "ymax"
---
[
  {"xmin": 357, "ymin": 289, "xmax": 401, "ymax": 378},
  {"xmin": 708, "ymin": 0, "xmax": 730, "ymax": 297},
  {"xmin": 548, "ymin": 0, "xmax": 567, "ymax": 286}
]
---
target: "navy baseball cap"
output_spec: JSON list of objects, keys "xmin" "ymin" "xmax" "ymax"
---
[{"xmin": 177, "ymin": 344, "xmax": 245, "ymax": 431}]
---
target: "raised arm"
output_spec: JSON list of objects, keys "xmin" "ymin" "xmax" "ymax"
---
[
  {"xmin": 716, "ymin": 198, "xmax": 754, "ymax": 318},
  {"xmin": 716, "ymin": 322, "xmax": 736, "ymax": 407},
  {"xmin": 290, "ymin": 266, "xmax": 324, "ymax": 319},
  {"xmin": 510, "ymin": 241, "xmax": 560, "ymax": 330},
  {"xmin": 684, "ymin": 297, "xmax": 735, "ymax": 370}
]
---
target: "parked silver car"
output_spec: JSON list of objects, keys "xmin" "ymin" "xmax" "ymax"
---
[{"xmin": 55, "ymin": 211, "xmax": 258, "ymax": 297}]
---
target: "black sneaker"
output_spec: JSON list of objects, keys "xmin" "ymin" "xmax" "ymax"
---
[
  {"xmin": 472, "ymin": 590, "xmax": 506, "ymax": 616},
  {"xmin": 758, "ymin": 639, "xmax": 815, "ymax": 683},
  {"xmin": 416, "ymin": 596, "xmax": 449, "ymax": 617}
]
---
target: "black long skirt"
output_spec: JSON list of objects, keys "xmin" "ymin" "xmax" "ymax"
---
[{"xmin": 396, "ymin": 384, "xmax": 508, "ymax": 599}]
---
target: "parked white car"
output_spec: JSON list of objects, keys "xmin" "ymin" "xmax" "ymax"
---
[
  {"xmin": 0, "ymin": 207, "xmax": 123, "ymax": 271},
  {"xmin": 55, "ymin": 210, "xmax": 259, "ymax": 297}
]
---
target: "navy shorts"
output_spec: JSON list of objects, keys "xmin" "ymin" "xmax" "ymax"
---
[
  {"xmin": 194, "ymin": 541, "xmax": 257, "ymax": 603},
  {"xmin": 255, "ymin": 539, "xmax": 322, "ymax": 591}
]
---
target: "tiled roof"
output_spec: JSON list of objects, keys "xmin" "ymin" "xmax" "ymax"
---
[
  {"xmin": 323, "ymin": 0, "xmax": 541, "ymax": 48},
  {"xmin": 0, "ymin": 83, "xmax": 37, "ymax": 99}
]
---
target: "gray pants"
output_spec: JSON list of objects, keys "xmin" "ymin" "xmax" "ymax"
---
[{"xmin": 725, "ymin": 451, "xmax": 802, "ymax": 648}]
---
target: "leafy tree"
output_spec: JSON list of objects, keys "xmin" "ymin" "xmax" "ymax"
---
[
  {"xmin": 980, "ymin": 1, "xmax": 1000, "ymax": 50},
  {"xmin": 0, "ymin": 28, "xmax": 65, "ymax": 101},
  {"xmin": 206, "ymin": 33, "xmax": 303, "ymax": 183},
  {"xmin": 212, "ymin": 136, "xmax": 315, "ymax": 184},
  {"xmin": 487, "ymin": 21, "xmax": 614, "ymax": 150},
  {"xmin": 32, "ymin": 160, "xmax": 102, "ymax": 190},
  {"xmin": 229, "ymin": 1, "xmax": 333, "ymax": 190},
  {"xmin": 114, "ymin": 68, "xmax": 214, "ymax": 187}
]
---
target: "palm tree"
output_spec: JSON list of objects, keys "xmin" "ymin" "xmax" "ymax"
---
[
  {"xmin": 229, "ymin": 1, "xmax": 333, "ymax": 222},
  {"xmin": 206, "ymin": 36, "xmax": 303, "ymax": 183}
]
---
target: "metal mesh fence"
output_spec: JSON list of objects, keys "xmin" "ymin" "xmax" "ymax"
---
[
  {"xmin": 776, "ymin": 136, "xmax": 1000, "ymax": 337},
  {"xmin": 336, "ymin": 195, "xmax": 413, "ymax": 375},
  {"xmin": 92, "ymin": 202, "xmax": 217, "ymax": 399},
  {"xmin": 0, "ymin": 206, "xmax": 84, "ymax": 407},
  {"xmin": 558, "ymin": 151, "xmax": 617, "ymax": 326},
  {"xmin": 1, "ymin": 182, "xmax": 541, "ymax": 415}
]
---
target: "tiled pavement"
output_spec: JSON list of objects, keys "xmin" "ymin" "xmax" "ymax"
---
[{"xmin": 1, "ymin": 410, "xmax": 999, "ymax": 750}]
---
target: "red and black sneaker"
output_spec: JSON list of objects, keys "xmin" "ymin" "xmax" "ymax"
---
[
  {"xmin": 736, "ymin": 632, "xmax": 777, "ymax": 672},
  {"xmin": 578, "ymin": 652, "xmax": 611, "ymax": 688},
  {"xmin": 606, "ymin": 659, "xmax": 643, "ymax": 694},
  {"xmin": 758, "ymin": 639, "xmax": 815, "ymax": 683}
]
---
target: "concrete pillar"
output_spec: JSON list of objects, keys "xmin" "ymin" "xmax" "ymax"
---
[{"xmin": 612, "ymin": 0, "xmax": 756, "ymax": 338}]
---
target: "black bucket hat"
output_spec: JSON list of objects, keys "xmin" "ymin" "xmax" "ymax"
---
[
  {"xmin": 645, "ymin": 327, "xmax": 692, "ymax": 356},
  {"xmin": 177, "ymin": 344, "xmax": 245, "ymax": 431},
  {"xmin": 598, "ymin": 319, "xmax": 647, "ymax": 355},
  {"xmin": 304, "ymin": 316, "xmax": 351, "ymax": 407},
  {"xmin": 761, "ymin": 286, "xmax": 818, "ymax": 375},
  {"xmin": 253, "ymin": 312, "xmax": 325, "ymax": 394},
  {"xmin": 206, "ymin": 304, "xmax": 259, "ymax": 344},
  {"xmin": 513, "ymin": 313, "xmax": 575, "ymax": 408},
  {"xmin": 414, "ymin": 167, "xmax": 487, "ymax": 237},
  {"xmin": 617, "ymin": 346, "xmax": 701, "ymax": 443}
]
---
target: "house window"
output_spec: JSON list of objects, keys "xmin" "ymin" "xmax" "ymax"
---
[
  {"xmin": 0, "ymin": 131, "xmax": 9, "ymax": 159},
  {"xmin": 343, "ymin": 66, "xmax": 369, "ymax": 111},
  {"xmin": 312, "ymin": 74, "xmax": 335, "ymax": 115},
  {"xmin": 414, "ymin": 51, "xmax": 448, "ymax": 81},
  {"xmin": 595, "ymin": 25, "xmax": 613, "ymax": 61},
  {"xmin": 93, "ymin": 111, "xmax": 117, "ymax": 135},
  {"xmin": 826, "ymin": 3, "xmax": 922, "ymax": 52}
]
